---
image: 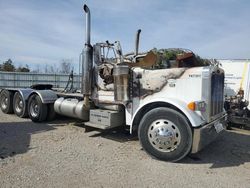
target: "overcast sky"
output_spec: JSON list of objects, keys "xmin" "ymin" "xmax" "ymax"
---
[{"xmin": 0, "ymin": 0, "xmax": 249, "ymax": 72}]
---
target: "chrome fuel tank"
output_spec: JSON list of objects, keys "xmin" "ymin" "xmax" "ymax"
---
[{"xmin": 54, "ymin": 97, "xmax": 89, "ymax": 120}]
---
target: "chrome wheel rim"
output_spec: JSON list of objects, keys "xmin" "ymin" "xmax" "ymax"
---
[
  {"xmin": 15, "ymin": 95, "xmax": 23, "ymax": 113},
  {"xmin": 30, "ymin": 99, "xmax": 39, "ymax": 117},
  {"xmin": 148, "ymin": 119, "xmax": 181, "ymax": 152},
  {"xmin": 1, "ymin": 95, "xmax": 8, "ymax": 110}
]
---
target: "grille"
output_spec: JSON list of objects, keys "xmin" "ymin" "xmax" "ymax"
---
[{"xmin": 210, "ymin": 72, "xmax": 224, "ymax": 116}]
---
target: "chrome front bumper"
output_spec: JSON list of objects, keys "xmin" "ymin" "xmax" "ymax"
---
[{"xmin": 191, "ymin": 113, "xmax": 227, "ymax": 153}]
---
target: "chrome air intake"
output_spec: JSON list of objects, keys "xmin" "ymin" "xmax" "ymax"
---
[{"xmin": 113, "ymin": 64, "xmax": 130, "ymax": 102}]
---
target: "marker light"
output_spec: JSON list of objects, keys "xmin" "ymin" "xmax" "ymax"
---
[{"xmin": 187, "ymin": 102, "xmax": 196, "ymax": 111}]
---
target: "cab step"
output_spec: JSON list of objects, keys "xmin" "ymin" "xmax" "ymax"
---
[{"xmin": 84, "ymin": 109, "xmax": 125, "ymax": 130}]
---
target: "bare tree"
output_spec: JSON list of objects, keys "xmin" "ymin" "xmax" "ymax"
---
[
  {"xmin": 44, "ymin": 64, "xmax": 48, "ymax": 73},
  {"xmin": 16, "ymin": 64, "xmax": 30, "ymax": 72},
  {"xmin": 48, "ymin": 65, "xmax": 55, "ymax": 73},
  {"xmin": 60, "ymin": 59, "xmax": 73, "ymax": 74},
  {"xmin": 31, "ymin": 65, "xmax": 40, "ymax": 73}
]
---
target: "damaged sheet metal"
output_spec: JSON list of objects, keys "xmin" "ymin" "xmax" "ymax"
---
[
  {"xmin": 96, "ymin": 63, "xmax": 115, "ymax": 91},
  {"xmin": 97, "ymin": 74, "xmax": 114, "ymax": 91},
  {"xmin": 132, "ymin": 67, "xmax": 186, "ymax": 98},
  {"xmin": 99, "ymin": 63, "xmax": 114, "ymax": 85},
  {"xmin": 127, "ymin": 51, "xmax": 157, "ymax": 68}
]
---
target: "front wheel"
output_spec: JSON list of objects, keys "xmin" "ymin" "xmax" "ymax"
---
[
  {"xmin": 138, "ymin": 107, "xmax": 192, "ymax": 162},
  {"xmin": 28, "ymin": 94, "xmax": 48, "ymax": 122}
]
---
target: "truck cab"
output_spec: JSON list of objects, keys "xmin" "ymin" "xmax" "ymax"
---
[{"xmin": 87, "ymin": 41, "xmax": 227, "ymax": 161}]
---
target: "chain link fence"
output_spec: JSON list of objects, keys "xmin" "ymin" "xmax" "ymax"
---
[{"xmin": 0, "ymin": 71, "xmax": 81, "ymax": 89}]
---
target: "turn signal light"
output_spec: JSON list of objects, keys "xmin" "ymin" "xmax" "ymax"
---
[
  {"xmin": 187, "ymin": 102, "xmax": 196, "ymax": 111},
  {"xmin": 187, "ymin": 101, "xmax": 206, "ymax": 112}
]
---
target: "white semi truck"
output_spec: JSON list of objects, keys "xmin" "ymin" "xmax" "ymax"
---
[{"xmin": 0, "ymin": 5, "xmax": 227, "ymax": 162}]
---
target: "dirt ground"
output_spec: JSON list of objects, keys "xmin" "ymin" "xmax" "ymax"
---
[{"xmin": 0, "ymin": 110, "xmax": 250, "ymax": 188}]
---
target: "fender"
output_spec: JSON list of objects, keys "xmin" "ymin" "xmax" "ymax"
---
[
  {"xmin": 29, "ymin": 90, "xmax": 58, "ymax": 104},
  {"xmin": 4, "ymin": 88, "xmax": 58, "ymax": 104},
  {"xmin": 16, "ymin": 88, "xmax": 34, "ymax": 101},
  {"xmin": 1, "ymin": 88, "xmax": 34, "ymax": 101},
  {"xmin": 131, "ymin": 97, "xmax": 206, "ymax": 133}
]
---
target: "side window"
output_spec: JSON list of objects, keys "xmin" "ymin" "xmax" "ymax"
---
[
  {"xmin": 101, "ymin": 46, "xmax": 117, "ymax": 64},
  {"xmin": 94, "ymin": 43, "xmax": 118, "ymax": 65}
]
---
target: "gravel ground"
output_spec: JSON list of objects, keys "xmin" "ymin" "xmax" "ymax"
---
[{"xmin": 0, "ymin": 110, "xmax": 250, "ymax": 188}]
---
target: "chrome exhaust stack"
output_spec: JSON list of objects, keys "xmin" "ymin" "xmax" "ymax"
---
[
  {"xmin": 82, "ymin": 4, "xmax": 93, "ymax": 108},
  {"xmin": 54, "ymin": 4, "xmax": 92, "ymax": 121},
  {"xmin": 83, "ymin": 4, "xmax": 91, "ymax": 46},
  {"xmin": 134, "ymin": 29, "xmax": 141, "ymax": 57}
]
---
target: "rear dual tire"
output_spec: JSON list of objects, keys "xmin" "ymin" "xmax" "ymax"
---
[
  {"xmin": 0, "ymin": 90, "xmax": 14, "ymax": 114},
  {"xmin": 0, "ymin": 91, "xmax": 55, "ymax": 122},
  {"xmin": 47, "ymin": 103, "xmax": 56, "ymax": 121},
  {"xmin": 28, "ymin": 94, "xmax": 56, "ymax": 122},
  {"xmin": 28, "ymin": 94, "xmax": 48, "ymax": 122},
  {"xmin": 13, "ymin": 92, "xmax": 28, "ymax": 118}
]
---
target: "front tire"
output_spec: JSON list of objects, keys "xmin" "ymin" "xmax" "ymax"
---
[
  {"xmin": 138, "ymin": 107, "xmax": 192, "ymax": 162},
  {"xmin": 13, "ymin": 92, "xmax": 28, "ymax": 118},
  {"xmin": 0, "ymin": 90, "xmax": 14, "ymax": 114},
  {"xmin": 28, "ymin": 94, "xmax": 48, "ymax": 122}
]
